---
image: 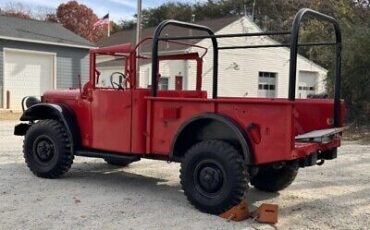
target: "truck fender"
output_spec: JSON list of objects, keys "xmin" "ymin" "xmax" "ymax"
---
[
  {"xmin": 170, "ymin": 113, "xmax": 253, "ymax": 164},
  {"xmin": 14, "ymin": 103, "xmax": 80, "ymax": 152}
]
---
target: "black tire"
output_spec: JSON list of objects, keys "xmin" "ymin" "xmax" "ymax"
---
[
  {"xmin": 180, "ymin": 140, "xmax": 248, "ymax": 214},
  {"xmin": 104, "ymin": 158, "xmax": 135, "ymax": 167},
  {"xmin": 23, "ymin": 119, "xmax": 74, "ymax": 178},
  {"xmin": 251, "ymin": 165, "xmax": 298, "ymax": 192}
]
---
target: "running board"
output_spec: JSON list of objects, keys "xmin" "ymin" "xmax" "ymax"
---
[
  {"xmin": 295, "ymin": 127, "xmax": 345, "ymax": 143},
  {"xmin": 75, "ymin": 150, "xmax": 141, "ymax": 161}
]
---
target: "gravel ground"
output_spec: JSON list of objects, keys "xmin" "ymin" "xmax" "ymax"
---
[{"xmin": 0, "ymin": 120, "xmax": 369, "ymax": 230}]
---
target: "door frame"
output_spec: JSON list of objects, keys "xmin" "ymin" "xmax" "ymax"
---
[{"xmin": 3, "ymin": 48, "xmax": 57, "ymax": 109}]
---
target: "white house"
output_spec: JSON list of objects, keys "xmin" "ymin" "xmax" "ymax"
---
[{"xmin": 97, "ymin": 16, "xmax": 327, "ymax": 99}]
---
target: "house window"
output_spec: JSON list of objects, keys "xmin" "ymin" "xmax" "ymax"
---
[
  {"xmin": 258, "ymin": 72, "xmax": 277, "ymax": 98},
  {"xmin": 159, "ymin": 77, "xmax": 169, "ymax": 90}
]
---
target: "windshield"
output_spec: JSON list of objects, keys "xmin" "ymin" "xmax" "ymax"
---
[{"xmin": 95, "ymin": 54, "xmax": 127, "ymax": 88}]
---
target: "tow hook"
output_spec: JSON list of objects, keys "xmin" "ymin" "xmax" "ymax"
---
[{"xmin": 317, "ymin": 159, "xmax": 325, "ymax": 166}]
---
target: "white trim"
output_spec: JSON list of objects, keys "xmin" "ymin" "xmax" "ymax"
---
[
  {"xmin": 0, "ymin": 35, "xmax": 94, "ymax": 49},
  {"xmin": 4, "ymin": 47, "xmax": 57, "ymax": 56},
  {"xmin": 2, "ymin": 49, "xmax": 4, "ymax": 108},
  {"xmin": 2, "ymin": 48, "xmax": 57, "ymax": 108}
]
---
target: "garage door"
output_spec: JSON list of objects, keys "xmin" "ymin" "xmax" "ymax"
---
[
  {"xmin": 298, "ymin": 71, "xmax": 318, "ymax": 99},
  {"xmin": 4, "ymin": 50, "xmax": 55, "ymax": 110}
]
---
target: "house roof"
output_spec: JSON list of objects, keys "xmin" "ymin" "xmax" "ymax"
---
[
  {"xmin": 0, "ymin": 15, "xmax": 94, "ymax": 49},
  {"xmin": 97, "ymin": 16, "xmax": 240, "ymax": 52}
]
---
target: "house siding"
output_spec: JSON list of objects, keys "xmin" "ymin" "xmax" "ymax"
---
[
  {"xmin": 139, "ymin": 60, "xmax": 187, "ymax": 89},
  {"xmin": 0, "ymin": 39, "xmax": 90, "ymax": 107},
  {"xmin": 186, "ymin": 17, "xmax": 327, "ymax": 98}
]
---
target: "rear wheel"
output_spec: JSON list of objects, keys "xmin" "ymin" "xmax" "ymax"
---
[
  {"xmin": 251, "ymin": 165, "xmax": 298, "ymax": 192},
  {"xmin": 104, "ymin": 158, "xmax": 136, "ymax": 167},
  {"xmin": 180, "ymin": 140, "xmax": 248, "ymax": 214},
  {"xmin": 23, "ymin": 119, "xmax": 74, "ymax": 178}
]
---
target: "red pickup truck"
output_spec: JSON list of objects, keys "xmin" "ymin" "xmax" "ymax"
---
[{"xmin": 14, "ymin": 8, "xmax": 345, "ymax": 214}]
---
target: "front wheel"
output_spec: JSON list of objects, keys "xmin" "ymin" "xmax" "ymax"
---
[
  {"xmin": 180, "ymin": 140, "xmax": 248, "ymax": 214},
  {"xmin": 23, "ymin": 120, "xmax": 74, "ymax": 178},
  {"xmin": 251, "ymin": 165, "xmax": 298, "ymax": 192}
]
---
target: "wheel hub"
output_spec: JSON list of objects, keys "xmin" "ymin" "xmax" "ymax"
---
[
  {"xmin": 34, "ymin": 137, "xmax": 54, "ymax": 162},
  {"xmin": 197, "ymin": 165, "xmax": 224, "ymax": 193}
]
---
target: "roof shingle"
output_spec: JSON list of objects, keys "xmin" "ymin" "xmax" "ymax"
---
[
  {"xmin": 0, "ymin": 15, "xmax": 94, "ymax": 48},
  {"xmin": 97, "ymin": 16, "xmax": 240, "ymax": 52}
]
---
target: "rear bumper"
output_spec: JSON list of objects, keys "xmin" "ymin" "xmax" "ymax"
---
[
  {"xmin": 293, "ymin": 138, "xmax": 341, "ymax": 158},
  {"xmin": 292, "ymin": 138, "xmax": 341, "ymax": 167}
]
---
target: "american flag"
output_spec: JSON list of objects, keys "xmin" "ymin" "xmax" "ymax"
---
[{"xmin": 93, "ymin": 14, "xmax": 109, "ymax": 27}]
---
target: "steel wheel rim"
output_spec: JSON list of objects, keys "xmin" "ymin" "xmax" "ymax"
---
[
  {"xmin": 33, "ymin": 135, "xmax": 55, "ymax": 164},
  {"xmin": 193, "ymin": 159, "xmax": 226, "ymax": 198}
]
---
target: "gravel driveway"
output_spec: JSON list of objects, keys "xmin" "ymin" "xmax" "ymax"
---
[{"xmin": 0, "ymin": 120, "xmax": 369, "ymax": 230}]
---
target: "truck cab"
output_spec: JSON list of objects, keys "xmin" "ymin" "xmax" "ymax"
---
[{"xmin": 14, "ymin": 8, "xmax": 345, "ymax": 215}]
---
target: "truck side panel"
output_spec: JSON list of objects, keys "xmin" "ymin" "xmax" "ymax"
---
[
  {"xmin": 217, "ymin": 101, "xmax": 294, "ymax": 164},
  {"xmin": 147, "ymin": 99, "xmax": 214, "ymax": 154},
  {"xmin": 131, "ymin": 89, "xmax": 208, "ymax": 154},
  {"xmin": 147, "ymin": 97, "xmax": 295, "ymax": 165}
]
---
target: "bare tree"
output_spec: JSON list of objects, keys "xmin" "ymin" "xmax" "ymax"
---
[
  {"xmin": 33, "ymin": 6, "xmax": 56, "ymax": 21},
  {"xmin": 0, "ymin": 2, "xmax": 32, "ymax": 19}
]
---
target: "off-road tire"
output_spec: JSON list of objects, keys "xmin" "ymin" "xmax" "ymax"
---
[
  {"xmin": 251, "ymin": 165, "xmax": 298, "ymax": 192},
  {"xmin": 104, "ymin": 158, "xmax": 135, "ymax": 167},
  {"xmin": 24, "ymin": 119, "xmax": 74, "ymax": 178},
  {"xmin": 180, "ymin": 140, "xmax": 248, "ymax": 214}
]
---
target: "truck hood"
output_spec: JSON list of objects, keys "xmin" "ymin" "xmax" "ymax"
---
[{"xmin": 43, "ymin": 89, "xmax": 81, "ymax": 101}]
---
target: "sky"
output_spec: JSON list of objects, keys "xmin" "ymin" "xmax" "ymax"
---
[{"xmin": 0, "ymin": 0, "xmax": 206, "ymax": 21}]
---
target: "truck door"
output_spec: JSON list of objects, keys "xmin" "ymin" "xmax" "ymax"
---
[
  {"xmin": 91, "ymin": 62, "xmax": 132, "ymax": 153},
  {"xmin": 89, "ymin": 70, "xmax": 132, "ymax": 153}
]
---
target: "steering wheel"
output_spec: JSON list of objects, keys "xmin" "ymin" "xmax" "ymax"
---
[{"xmin": 110, "ymin": 72, "xmax": 126, "ymax": 90}]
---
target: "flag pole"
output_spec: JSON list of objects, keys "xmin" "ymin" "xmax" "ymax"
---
[
  {"xmin": 107, "ymin": 12, "xmax": 111, "ymax": 37},
  {"xmin": 136, "ymin": 0, "xmax": 142, "ymax": 87},
  {"xmin": 136, "ymin": 1, "xmax": 142, "ymax": 46}
]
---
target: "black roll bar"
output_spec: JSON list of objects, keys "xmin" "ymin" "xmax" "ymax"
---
[
  {"xmin": 160, "ymin": 31, "xmax": 291, "ymax": 40},
  {"xmin": 218, "ymin": 42, "xmax": 336, "ymax": 50},
  {"xmin": 289, "ymin": 8, "xmax": 342, "ymax": 127},
  {"xmin": 151, "ymin": 20, "xmax": 218, "ymax": 98},
  {"xmin": 150, "ymin": 9, "xmax": 342, "ymax": 127}
]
